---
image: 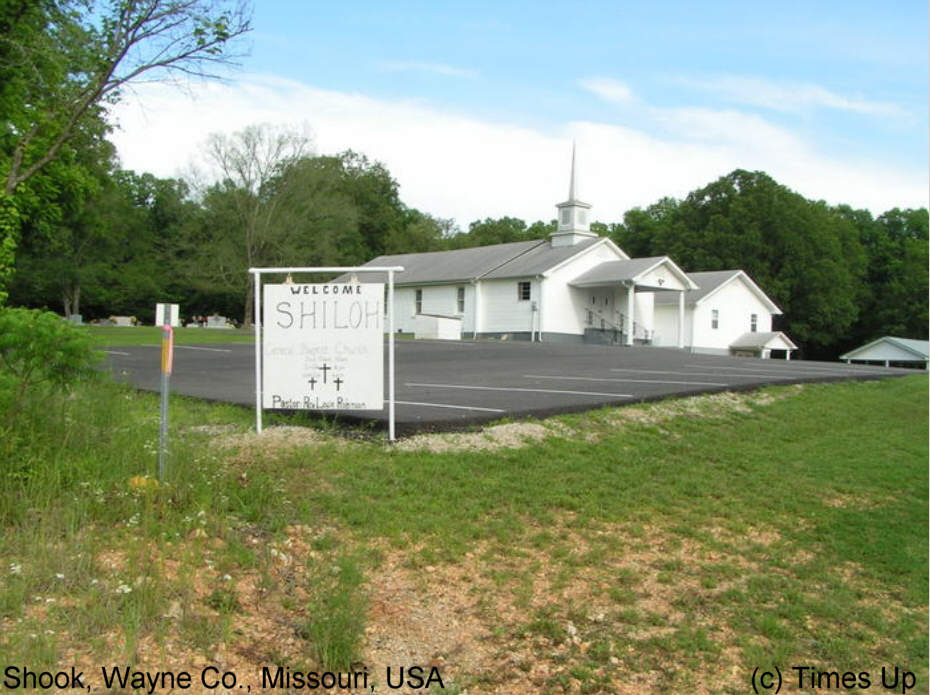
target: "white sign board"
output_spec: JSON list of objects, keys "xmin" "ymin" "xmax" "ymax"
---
[
  {"xmin": 155, "ymin": 303, "xmax": 180, "ymax": 327},
  {"xmin": 262, "ymin": 283, "xmax": 383, "ymax": 410}
]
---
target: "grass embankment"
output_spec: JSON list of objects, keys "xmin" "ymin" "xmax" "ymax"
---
[{"xmin": 0, "ymin": 374, "xmax": 926, "ymax": 694}]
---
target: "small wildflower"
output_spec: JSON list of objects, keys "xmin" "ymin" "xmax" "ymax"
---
[
  {"xmin": 115, "ymin": 584, "xmax": 132, "ymax": 594},
  {"xmin": 44, "ymin": 598, "xmax": 55, "ymax": 604},
  {"xmin": 55, "ymin": 573, "xmax": 65, "ymax": 580},
  {"xmin": 9, "ymin": 563, "xmax": 22, "ymax": 575},
  {"xmin": 222, "ymin": 574, "xmax": 232, "ymax": 581},
  {"xmin": 90, "ymin": 579, "xmax": 99, "ymax": 585}
]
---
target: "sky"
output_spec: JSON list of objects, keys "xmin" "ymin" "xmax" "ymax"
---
[{"xmin": 108, "ymin": 1, "xmax": 929, "ymax": 230}]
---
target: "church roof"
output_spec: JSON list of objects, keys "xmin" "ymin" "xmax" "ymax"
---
[
  {"xmin": 569, "ymin": 257, "xmax": 669, "ymax": 286},
  {"xmin": 654, "ymin": 270, "xmax": 780, "ymax": 313},
  {"xmin": 482, "ymin": 237, "xmax": 602, "ymax": 279},
  {"xmin": 353, "ymin": 237, "xmax": 602, "ymax": 285}
]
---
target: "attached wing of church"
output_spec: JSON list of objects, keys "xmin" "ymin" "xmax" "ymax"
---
[{"xmin": 357, "ymin": 146, "xmax": 796, "ymax": 357}]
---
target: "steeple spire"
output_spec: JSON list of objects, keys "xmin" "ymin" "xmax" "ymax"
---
[
  {"xmin": 551, "ymin": 141, "xmax": 596, "ymax": 247},
  {"xmin": 568, "ymin": 140, "xmax": 578, "ymax": 201}
]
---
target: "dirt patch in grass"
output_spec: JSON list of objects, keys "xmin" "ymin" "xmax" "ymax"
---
[{"xmin": 394, "ymin": 422, "xmax": 550, "ymax": 453}]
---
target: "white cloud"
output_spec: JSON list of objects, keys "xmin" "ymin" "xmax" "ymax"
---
[
  {"xmin": 679, "ymin": 74, "xmax": 907, "ymax": 118},
  {"xmin": 379, "ymin": 61, "xmax": 478, "ymax": 79},
  {"xmin": 578, "ymin": 77, "xmax": 635, "ymax": 104},
  {"xmin": 106, "ymin": 73, "xmax": 927, "ymax": 229}
]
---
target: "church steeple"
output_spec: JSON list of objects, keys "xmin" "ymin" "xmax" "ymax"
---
[{"xmin": 551, "ymin": 141, "xmax": 597, "ymax": 247}]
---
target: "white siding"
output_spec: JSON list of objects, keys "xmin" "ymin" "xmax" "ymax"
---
[
  {"xmin": 691, "ymin": 278, "xmax": 774, "ymax": 351},
  {"xmin": 390, "ymin": 283, "xmax": 474, "ymax": 335},
  {"xmin": 653, "ymin": 304, "xmax": 693, "ymax": 347},
  {"xmin": 541, "ymin": 242, "xmax": 626, "ymax": 336},
  {"xmin": 481, "ymin": 279, "xmax": 536, "ymax": 334}
]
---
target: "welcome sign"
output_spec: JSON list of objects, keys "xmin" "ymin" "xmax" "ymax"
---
[{"xmin": 262, "ymin": 283, "xmax": 384, "ymax": 410}]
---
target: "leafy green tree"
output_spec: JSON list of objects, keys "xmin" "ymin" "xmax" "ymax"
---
[
  {"xmin": 614, "ymin": 171, "xmax": 868, "ymax": 356},
  {"xmin": 841, "ymin": 206, "xmax": 929, "ymax": 348},
  {"xmin": 0, "ymin": 0, "xmax": 251, "ymax": 302}
]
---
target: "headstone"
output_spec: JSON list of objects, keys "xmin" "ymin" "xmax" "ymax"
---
[
  {"xmin": 111, "ymin": 316, "xmax": 133, "ymax": 327},
  {"xmin": 66, "ymin": 314, "xmax": 83, "ymax": 325},
  {"xmin": 205, "ymin": 315, "xmax": 232, "ymax": 329}
]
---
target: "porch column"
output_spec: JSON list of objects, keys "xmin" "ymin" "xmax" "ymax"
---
[
  {"xmin": 677, "ymin": 291, "xmax": 685, "ymax": 349},
  {"xmin": 785, "ymin": 350, "xmax": 791, "ymax": 361},
  {"xmin": 625, "ymin": 283, "xmax": 634, "ymax": 346}
]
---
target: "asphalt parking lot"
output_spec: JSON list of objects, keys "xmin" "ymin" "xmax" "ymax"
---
[{"xmin": 103, "ymin": 339, "xmax": 917, "ymax": 435}]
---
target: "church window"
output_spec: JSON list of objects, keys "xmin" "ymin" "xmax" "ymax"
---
[
  {"xmin": 579, "ymin": 210, "xmax": 587, "ymax": 225},
  {"xmin": 518, "ymin": 281, "xmax": 531, "ymax": 301},
  {"xmin": 711, "ymin": 309, "xmax": 719, "ymax": 329},
  {"xmin": 561, "ymin": 209, "xmax": 570, "ymax": 225},
  {"xmin": 751, "ymin": 313, "xmax": 758, "ymax": 332},
  {"xmin": 415, "ymin": 289, "xmax": 422, "ymax": 314},
  {"xmin": 457, "ymin": 286, "xmax": 465, "ymax": 313}
]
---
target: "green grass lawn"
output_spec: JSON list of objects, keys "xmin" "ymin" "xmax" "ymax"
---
[
  {"xmin": 0, "ymin": 373, "xmax": 925, "ymax": 694},
  {"xmin": 83, "ymin": 325, "xmax": 255, "ymax": 346}
]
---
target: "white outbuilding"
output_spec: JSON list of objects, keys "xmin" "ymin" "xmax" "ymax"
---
[
  {"xmin": 839, "ymin": 337, "xmax": 929, "ymax": 369},
  {"xmin": 356, "ymin": 149, "xmax": 794, "ymax": 356}
]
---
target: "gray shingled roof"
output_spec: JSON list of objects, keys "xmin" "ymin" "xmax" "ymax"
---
[
  {"xmin": 654, "ymin": 270, "xmax": 741, "ymax": 306},
  {"xmin": 345, "ymin": 237, "xmax": 607, "ymax": 285},
  {"xmin": 730, "ymin": 331, "xmax": 798, "ymax": 350},
  {"xmin": 349, "ymin": 240, "xmax": 544, "ymax": 285},
  {"xmin": 569, "ymin": 257, "xmax": 667, "ymax": 286},
  {"xmin": 482, "ymin": 237, "xmax": 602, "ymax": 279}
]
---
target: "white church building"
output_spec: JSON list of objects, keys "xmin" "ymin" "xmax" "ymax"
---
[{"xmin": 357, "ymin": 150, "xmax": 796, "ymax": 357}]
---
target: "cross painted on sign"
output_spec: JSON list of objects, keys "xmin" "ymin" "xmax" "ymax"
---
[
  {"xmin": 318, "ymin": 363, "xmax": 331, "ymax": 383},
  {"xmin": 334, "ymin": 377, "xmax": 343, "ymax": 391},
  {"xmin": 307, "ymin": 377, "xmax": 317, "ymax": 390}
]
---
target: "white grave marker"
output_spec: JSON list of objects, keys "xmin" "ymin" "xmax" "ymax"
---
[{"xmin": 262, "ymin": 282, "xmax": 383, "ymax": 410}]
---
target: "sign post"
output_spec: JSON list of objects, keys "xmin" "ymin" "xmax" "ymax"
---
[
  {"xmin": 157, "ymin": 324, "xmax": 174, "ymax": 481},
  {"xmin": 249, "ymin": 267, "xmax": 403, "ymax": 441}
]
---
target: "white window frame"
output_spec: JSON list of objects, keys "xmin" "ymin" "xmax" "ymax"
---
[
  {"xmin": 415, "ymin": 288, "xmax": 423, "ymax": 315},
  {"xmin": 750, "ymin": 313, "xmax": 758, "ymax": 332},
  {"xmin": 457, "ymin": 286, "xmax": 465, "ymax": 313},
  {"xmin": 518, "ymin": 281, "xmax": 531, "ymax": 301}
]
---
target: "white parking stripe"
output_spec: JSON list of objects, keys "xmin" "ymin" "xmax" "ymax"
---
[
  {"xmin": 525, "ymin": 374, "xmax": 729, "ymax": 387},
  {"xmin": 407, "ymin": 383, "xmax": 633, "ymax": 398},
  {"xmin": 104, "ymin": 350, "xmax": 130, "ymax": 356},
  {"xmin": 393, "ymin": 400, "xmax": 505, "ymax": 413},
  {"xmin": 610, "ymin": 365, "xmax": 791, "ymax": 379},
  {"xmin": 610, "ymin": 367, "xmax": 793, "ymax": 380},
  {"xmin": 685, "ymin": 362, "xmax": 885, "ymax": 375}
]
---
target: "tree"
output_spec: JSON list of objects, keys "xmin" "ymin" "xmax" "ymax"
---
[
  {"xmin": 613, "ymin": 170, "xmax": 869, "ymax": 356},
  {"xmin": 194, "ymin": 124, "xmax": 311, "ymax": 325},
  {"xmin": 0, "ymin": 0, "xmax": 251, "ymax": 302}
]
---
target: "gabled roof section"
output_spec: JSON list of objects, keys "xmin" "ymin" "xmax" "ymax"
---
[
  {"xmin": 482, "ymin": 237, "xmax": 602, "ymax": 279},
  {"xmin": 840, "ymin": 337, "xmax": 929, "ymax": 361},
  {"xmin": 351, "ymin": 240, "xmax": 544, "ymax": 285},
  {"xmin": 731, "ymin": 331, "xmax": 798, "ymax": 350},
  {"xmin": 568, "ymin": 256, "xmax": 696, "ymax": 290},
  {"xmin": 655, "ymin": 270, "xmax": 781, "ymax": 314}
]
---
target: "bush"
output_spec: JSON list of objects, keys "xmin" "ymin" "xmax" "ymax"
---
[{"xmin": 0, "ymin": 308, "xmax": 99, "ymax": 420}]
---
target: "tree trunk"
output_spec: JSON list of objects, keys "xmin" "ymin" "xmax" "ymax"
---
[
  {"xmin": 62, "ymin": 283, "xmax": 80, "ymax": 317},
  {"xmin": 243, "ymin": 284, "xmax": 253, "ymax": 329}
]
